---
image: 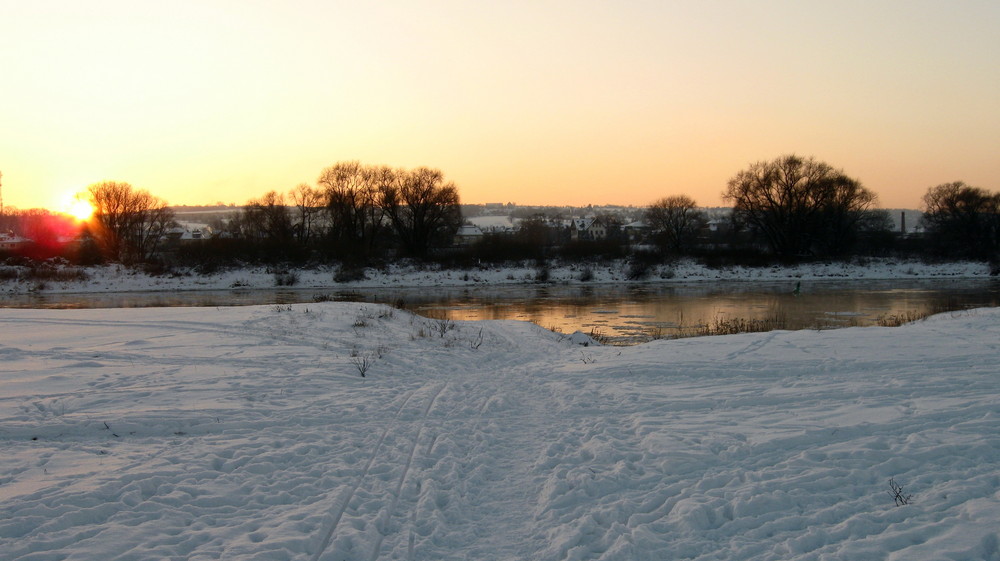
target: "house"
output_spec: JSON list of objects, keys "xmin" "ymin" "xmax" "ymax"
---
[
  {"xmin": 453, "ymin": 224, "xmax": 484, "ymax": 247},
  {"xmin": 622, "ymin": 220, "xmax": 650, "ymax": 243},
  {"xmin": 569, "ymin": 217, "xmax": 610, "ymax": 242},
  {"xmin": 161, "ymin": 226, "xmax": 214, "ymax": 249},
  {"xmin": 0, "ymin": 232, "xmax": 31, "ymax": 252},
  {"xmin": 569, "ymin": 218, "xmax": 591, "ymax": 241}
]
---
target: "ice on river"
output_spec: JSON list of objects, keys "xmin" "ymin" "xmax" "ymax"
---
[{"xmin": 1, "ymin": 304, "xmax": 998, "ymax": 560}]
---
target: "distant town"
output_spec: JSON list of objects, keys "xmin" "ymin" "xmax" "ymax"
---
[{"xmin": 164, "ymin": 202, "xmax": 925, "ymax": 247}]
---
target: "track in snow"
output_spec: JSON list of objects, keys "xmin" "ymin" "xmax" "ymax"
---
[{"xmin": 310, "ymin": 383, "xmax": 448, "ymax": 561}]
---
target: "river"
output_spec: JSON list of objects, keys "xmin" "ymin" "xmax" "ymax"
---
[{"xmin": 3, "ymin": 278, "xmax": 998, "ymax": 344}]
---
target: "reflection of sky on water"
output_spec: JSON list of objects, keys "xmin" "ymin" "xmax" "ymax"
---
[
  {"xmin": 5, "ymin": 279, "xmax": 998, "ymax": 344},
  {"xmin": 423, "ymin": 280, "xmax": 1000, "ymax": 343}
]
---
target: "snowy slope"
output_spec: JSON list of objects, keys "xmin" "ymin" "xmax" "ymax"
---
[{"xmin": 1, "ymin": 304, "xmax": 998, "ymax": 560}]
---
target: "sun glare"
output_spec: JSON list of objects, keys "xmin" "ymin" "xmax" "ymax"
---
[{"xmin": 62, "ymin": 195, "xmax": 94, "ymax": 221}]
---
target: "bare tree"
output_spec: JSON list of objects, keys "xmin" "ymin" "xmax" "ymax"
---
[
  {"xmin": 921, "ymin": 182, "xmax": 1000, "ymax": 259},
  {"xmin": 288, "ymin": 183, "xmax": 325, "ymax": 244},
  {"xmin": 318, "ymin": 161, "xmax": 391, "ymax": 259},
  {"xmin": 237, "ymin": 191, "xmax": 293, "ymax": 243},
  {"xmin": 723, "ymin": 155, "xmax": 877, "ymax": 257},
  {"xmin": 644, "ymin": 195, "xmax": 706, "ymax": 253},
  {"xmin": 87, "ymin": 181, "xmax": 175, "ymax": 263},
  {"xmin": 381, "ymin": 167, "xmax": 462, "ymax": 257}
]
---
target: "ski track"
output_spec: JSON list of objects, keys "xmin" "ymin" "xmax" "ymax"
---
[
  {"xmin": 308, "ymin": 383, "xmax": 448, "ymax": 561},
  {"xmin": 725, "ymin": 331, "xmax": 780, "ymax": 360},
  {"xmin": 2, "ymin": 304, "xmax": 999, "ymax": 560},
  {"xmin": 309, "ymin": 387, "xmax": 419, "ymax": 561},
  {"xmin": 365, "ymin": 383, "xmax": 446, "ymax": 561}
]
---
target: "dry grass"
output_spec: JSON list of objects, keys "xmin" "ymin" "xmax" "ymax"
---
[
  {"xmin": 876, "ymin": 300, "xmax": 973, "ymax": 327},
  {"xmin": 685, "ymin": 314, "xmax": 788, "ymax": 338},
  {"xmin": 588, "ymin": 327, "xmax": 613, "ymax": 345},
  {"xmin": 875, "ymin": 310, "xmax": 931, "ymax": 327}
]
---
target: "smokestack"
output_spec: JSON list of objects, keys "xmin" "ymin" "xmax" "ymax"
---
[{"xmin": 901, "ymin": 211, "xmax": 906, "ymax": 234}]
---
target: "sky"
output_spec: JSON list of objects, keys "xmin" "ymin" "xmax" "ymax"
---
[{"xmin": 2, "ymin": 0, "xmax": 998, "ymax": 213}]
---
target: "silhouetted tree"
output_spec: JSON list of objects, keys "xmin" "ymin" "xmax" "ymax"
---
[
  {"xmin": 237, "ymin": 191, "xmax": 293, "ymax": 244},
  {"xmin": 921, "ymin": 182, "xmax": 1000, "ymax": 259},
  {"xmin": 87, "ymin": 181, "xmax": 174, "ymax": 263},
  {"xmin": 381, "ymin": 167, "xmax": 462, "ymax": 257},
  {"xmin": 815, "ymin": 179, "xmax": 885, "ymax": 256},
  {"xmin": 318, "ymin": 161, "xmax": 391, "ymax": 259},
  {"xmin": 645, "ymin": 195, "xmax": 706, "ymax": 253},
  {"xmin": 289, "ymin": 183, "xmax": 325, "ymax": 245},
  {"xmin": 0, "ymin": 206, "xmax": 16, "ymax": 234},
  {"xmin": 853, "ymin": 208, "xmax": 897, "ymax": 255},
  {"xmin": 723, "ymin": 155, "xmax": 877, "ymax": 257}
]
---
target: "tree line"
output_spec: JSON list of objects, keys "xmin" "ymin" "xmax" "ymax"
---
[
  {"xmin": 1, "ymin": 155, "xmax": 997, "ymax": 268},
  {"xmin": 82, "ymin": 162, "xmax": 461, "ymax": 266},
  {"xmin": 712, "ymin": 155, "xmax": 996, "ymax": 262}
]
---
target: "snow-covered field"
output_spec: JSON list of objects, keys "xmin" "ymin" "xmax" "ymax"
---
[
  {"xmin": 2, "ymin": 303, "xmax": 998, "ymax": 560},
  {"xmin": 1, "ymin": 258, "xmax": 993, "ymax": 295}
]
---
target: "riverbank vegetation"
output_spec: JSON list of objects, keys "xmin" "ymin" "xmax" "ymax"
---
[{"xmin": 1, "ymin": 156, "xmax": 997, "ymax": 274}]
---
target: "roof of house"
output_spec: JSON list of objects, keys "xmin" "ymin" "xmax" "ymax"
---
[
  {"xmin": 0, "ymin": 232, "xmax": 31, "ymax": 244},
  {"xmin": 455, "ymin": 224, "xmax": 484, "ymax": 237}
]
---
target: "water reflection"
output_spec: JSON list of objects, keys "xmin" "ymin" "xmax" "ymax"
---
[
  {"xmin": 3, "ymin": 278, "xmax": 997, "ymax": 344},
  {"xmin": 416, "ymin": 280, "xmax": 1000, "ymax": 342}
]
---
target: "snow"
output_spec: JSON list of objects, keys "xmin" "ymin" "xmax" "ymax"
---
[
  {"xmin": 466, "ymin": 215, "xmax": 515, "ymax": 232},
  {"xmin": 0, "ymin": 258, "xmax": 993, "ymax": 296},
  {"xmin": 2, "ymin": 303, "xmax": 998, "ymax": 560}
]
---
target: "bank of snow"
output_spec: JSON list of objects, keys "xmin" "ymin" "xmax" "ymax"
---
[
  {"xmin": 2, "ymin": 304, "xmax": 998, "ymax": 560},
  {"xmin": 0, "ymin": 258, "xmax": 993, "ymax": 295}
]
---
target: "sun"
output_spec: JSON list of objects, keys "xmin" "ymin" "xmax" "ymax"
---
[{"xmin": 61, "ymin": 194, "xmax": 94, "ymax": 221}]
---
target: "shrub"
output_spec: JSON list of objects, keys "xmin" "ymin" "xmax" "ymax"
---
[
  {"xmin": 273, "ymin": 270, "xmax": 300, "ymax": 286},
  {"xmin": 21, "ymin": 264, "xmax": 89, "ymax": 282},
  {"xmin": 626, "ymin": 259, "xmax": 651, "ymax": 281},
  {"xmin": 469, "ymin": 234, "xmax": 543, "ymax": 263},
  {"xmin": 557, "ymin": 239, "xmax": 627, "ymax": 260},
  {"xmin": 535, "ymin": 263, "xmax": 551, "ymax": 283},
  {"xmin": 142, "ymin": 260, "xmax": 175, "ymax": 276},
  {"xmin": 335, "ymin": 265, "xmax": 367, "ymax": 283}
]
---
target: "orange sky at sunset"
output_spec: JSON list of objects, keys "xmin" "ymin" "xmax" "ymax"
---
[{"xmin": 2, "ymin": 1, "xmax": 998, "ymax": 213}]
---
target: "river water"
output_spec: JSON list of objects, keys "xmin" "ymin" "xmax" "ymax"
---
[{"xmin": 3, "ymin": 278, "xmax": 998, "ymax": 343}]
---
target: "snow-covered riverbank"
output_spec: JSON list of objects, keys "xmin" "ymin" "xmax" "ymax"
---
[
  {"xmin": 1, "ymin": 258, "xmax": 993, "ymax": 296},
  {"xmin": 2, "ymin": 303, "xmax": 998, "ymax": 560}
]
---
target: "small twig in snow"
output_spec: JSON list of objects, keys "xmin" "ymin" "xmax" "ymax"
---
[{"xmin": 888, "ymin": 478, "xmax": 913, "ymax": 506}]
